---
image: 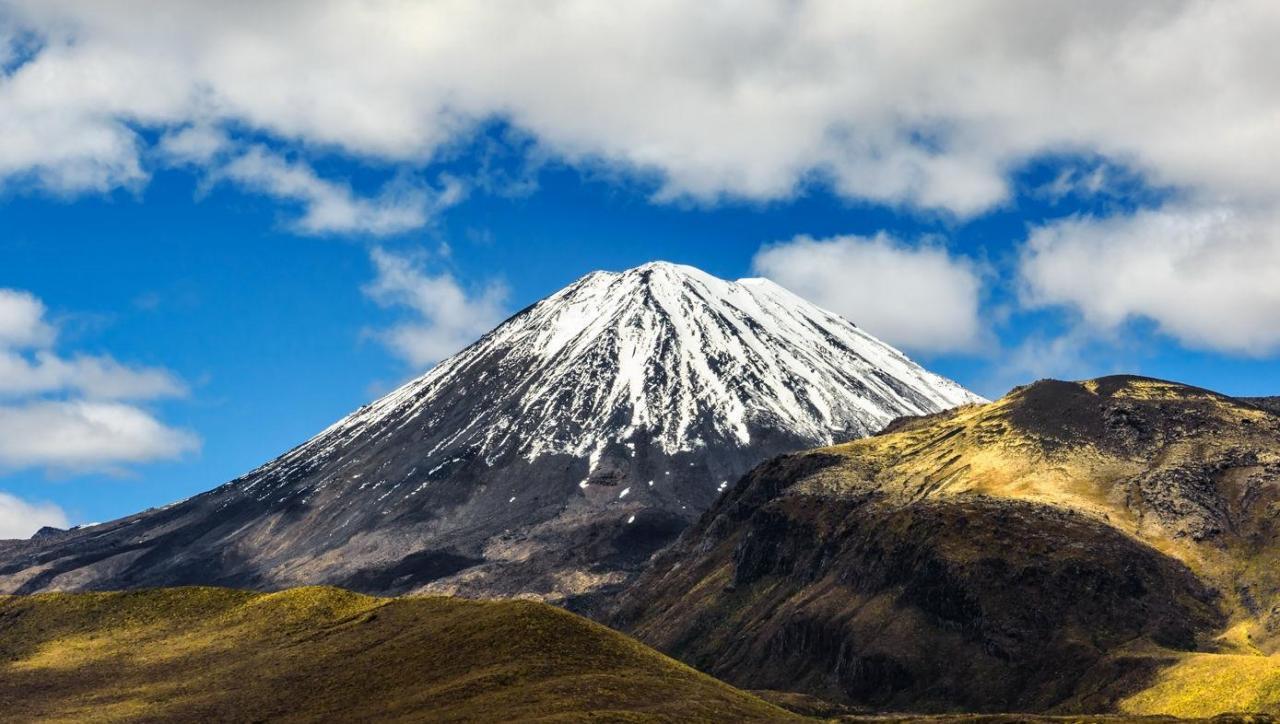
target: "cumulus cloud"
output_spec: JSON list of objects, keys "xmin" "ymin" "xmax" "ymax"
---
[
  {"xmin": 0, "ymin": 290, "xmax": 185, "ymax": 400},
  {"xmin": 0, "ymin": 350, "xmax": 185, "ymax": 400},
  {"xmin": 1020, "ymin": 205, "xmax": 1280, "ymax": 355},
  {"xmin": 157, "ymin": 124, "xmax": 231, "ymax": 166},
  {"xmin": 0, "ymin": 491, "xmax": 69, "ymax": 539},
  {"xmin": 752, "ymin": 234, "xmax": 984, "ymax": 354},
  {"xmin": 0, "ymin": 1, "xmax": 1276, "ymax": 217},
  {"xmin": 363, "ymin": 247, "xmax": 508, "ymax": 367},
  {"xmin": 0, "ymin": 288, "xmax": 54, "ymax": 348},
  {"xmin": 0, "ymin": 401, "xmax": 197, "ymax": 470},
  {"xmin": 0, "ymin": 288, "xmax": 197, "ymax": 472},
  {"xmin": 5, "ymin": 1, "xmax": 1280, "ymax": 358}
]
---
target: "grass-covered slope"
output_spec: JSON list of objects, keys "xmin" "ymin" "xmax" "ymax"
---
[
  {"xmin": 614, "ymin": 376, "xmax": 1280, "ymax": 715},
  {"xmin": 0, "ymin": 586, "xmax": 792, "ymax": 722}
]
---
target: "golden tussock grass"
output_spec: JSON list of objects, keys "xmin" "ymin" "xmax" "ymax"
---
[{"xmin": 0, "ymin": 586, "xmax": 793, "ymax": 722}]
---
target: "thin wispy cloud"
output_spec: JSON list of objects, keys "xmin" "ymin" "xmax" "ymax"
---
[
  {"xmin": 220, "ymin": 147, "xmax": 464, "ymax": 236},
  {"xmin": 363, "ymin": 247, "xmax": 509, "ymax": 368}
]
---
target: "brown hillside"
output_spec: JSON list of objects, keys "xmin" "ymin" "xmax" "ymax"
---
[{"xmin": 615, "ymin": 376, "xmax": 1280, "ymax": 716}]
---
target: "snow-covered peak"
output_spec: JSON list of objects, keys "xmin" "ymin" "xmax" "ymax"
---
[
  {"xmin": 268, "ymin": 261, "xmax": 982, "ymax": 490},
  {"xmin": 627, "ymin": 259, "xmax": 706, "ymax": 275}
]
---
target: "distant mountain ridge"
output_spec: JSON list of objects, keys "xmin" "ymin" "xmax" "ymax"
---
[{"xmin": 0, "ymin": 261, "xmax": 980, "ymax": 603}]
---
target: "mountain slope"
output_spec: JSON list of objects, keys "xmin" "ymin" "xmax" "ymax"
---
[
  {"xmin": 0, "ymin": 261, "xmax": 979, "ymax": 603},
  {"xmin": 0, "ymin": 586, "xmax": 794, "ymax": 722},
  {"xmin": 614, "ymin": 376, "xmax": 1280, "ymax": 715}
]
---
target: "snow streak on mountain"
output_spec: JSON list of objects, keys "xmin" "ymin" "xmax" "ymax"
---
[{"xmin": 0, "ymin": 262, "xmax": 981, "ymax": 604}]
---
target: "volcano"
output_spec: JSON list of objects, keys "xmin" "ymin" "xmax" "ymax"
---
[{"xmin": 0, "ymin": 262, "xmax": 980, "ymax": 603}]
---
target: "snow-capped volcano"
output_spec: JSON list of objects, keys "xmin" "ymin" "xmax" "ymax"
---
[{"xmin": 0, "ymin": 262, "xmax": 980, "ymax": 604}]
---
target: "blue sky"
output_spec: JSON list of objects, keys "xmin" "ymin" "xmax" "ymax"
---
[{"xmin": 2, "ymin": 1, "xmax": 1279, "ymax": 534}]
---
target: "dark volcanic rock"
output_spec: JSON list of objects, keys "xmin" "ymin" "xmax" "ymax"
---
[
  {"xmin": 29, "ymin": 526, "xmax": 66, "ymax": 540},
  {"xmin": 1241, "ymin": 396, "xmax": 1280, "ymax": 415}
]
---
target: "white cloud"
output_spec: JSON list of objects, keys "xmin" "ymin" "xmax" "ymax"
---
[
  {"xmin": 0, "ymin": 287, "xmax": 197, "ymax": 472},
  {"xmin": 0, "ymin": 1, "xmax": 1276, "ymax": 217},
  {"xmin": 752, "ymin": 234, "xmax": 984, "ymax": 354},
  {"xmin": 0, "ymin": 350, "xmax": 185, "ymax": 400},
  {"xmin": 363, "ymin": 247, "xmax": 508, "ymax": 367},
  {"xmin": 1038, "ymin": 165, "xmax": 1113, "ymax": 203},
  {"xmin": 157, "ymin": 124, "xmax": 230, "ymax": 166},
  {"xmin": 0, "ymin": 491, "xmax": 69, "ymax": 539},
  {"xmin": 219, "ymin": 147, "xmax": 462, "ymax": 235},
  {"xmin": 4, "ymin": 2, "xmax": 1280, "ymax": 359},
  {"xmin": 1020, "ymin": 205, "xmax": 1280, "ymax": 355},
  {"xmin": 0, "ymin": 400, "xmax": 197, "ymax": 471},
  {"xmin": 0, "ymin": 288, "xmax": 54, "ymax": 348},
  {"xmin": 0, "ymin": 289, "xmax": 186, "ymax": 400}
]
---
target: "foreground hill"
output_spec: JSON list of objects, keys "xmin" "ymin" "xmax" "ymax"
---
[
  {"xmin": 0, "ymin": 262, "xmax": 978, "ymax": 605},
  {"xmin": 614, "ymin": 376, "xmax": 1280, "ymax": 716},
  {"xmin": 0, "ymin": 586, "xmax": 791, "ymax": 722}
]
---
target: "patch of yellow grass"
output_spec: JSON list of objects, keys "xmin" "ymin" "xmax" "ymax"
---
[{"xmin": 1120, "ymin": 652, "xmax": 1280, "ymax": 717}]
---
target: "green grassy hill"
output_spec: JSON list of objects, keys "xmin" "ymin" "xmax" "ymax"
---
[{"xmin": 0, "ymin": 586, "xmax": 793, "ymax": 722}]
